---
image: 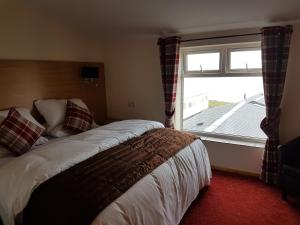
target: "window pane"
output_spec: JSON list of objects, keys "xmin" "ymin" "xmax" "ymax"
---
[
  {"xmin": 187, "ymin": 52, "xmax": 220, "ymax": 71},
  {"xmin": 183, "ymin": 77, "xmax": 266, "ymax": 140},
  {"xmin": 230, "ymin": 50, "xmax": 262, "ymax": 70}
]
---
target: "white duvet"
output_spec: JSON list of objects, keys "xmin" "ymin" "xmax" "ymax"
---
[{"xmin": 0, "ymin": 120, "xmax": 211, "ymax": 225}]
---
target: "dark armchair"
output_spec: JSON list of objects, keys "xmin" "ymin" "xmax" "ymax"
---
[{"xmin": 279, "ymin": 136, "xmax": 300, "ymax": 200}]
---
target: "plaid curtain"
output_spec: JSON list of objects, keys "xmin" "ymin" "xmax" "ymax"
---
[
  {"xmin": 260, "ymin": 25, "xmax": 293, "ymax": 184},
  {"xmin": 157, "ymin": 36, "xmax": 181, "ymax": 128}
]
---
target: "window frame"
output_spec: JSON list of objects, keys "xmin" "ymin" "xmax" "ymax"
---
[
  {"xmin": 179, "ymin": 41, "xmax": 266, "ymax": 144},
  {"xmin": 226, "ymin": 46, "xmax": 262, "ymax": 74},
  {"xmin": 182, "ymin": 42, "xmax": 262, "ymax": 78},
  {"xmin": 183, "ymin": 49, "xmax": 222, "ymax": 74}
]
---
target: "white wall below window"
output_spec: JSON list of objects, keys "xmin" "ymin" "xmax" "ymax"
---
[{"xmin": 203, "ymin": 140, "xmax": 264, "ymax": 174}]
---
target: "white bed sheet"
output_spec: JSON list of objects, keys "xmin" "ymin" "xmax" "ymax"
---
[
  {"xmin": 93, "ymin": 139, "xmax": 211, "ymax": 225},
  {"xmin": 0, "ymin": 157, "xmax": 14, "ymax": 169},
  {"xmin": 0, "ymin": 120, "xmax": 211, "ymax": 225},
  {"xmin": 0, "ymin": 136, "xmax": 69, "ymax": 169}
]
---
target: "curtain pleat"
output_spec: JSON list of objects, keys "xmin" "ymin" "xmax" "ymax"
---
[{"xmin": 157, "ymin": 36, "xmax": 181, "ymax": 128}]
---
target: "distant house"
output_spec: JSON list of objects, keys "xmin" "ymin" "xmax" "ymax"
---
[
  {"xmin": 183, "ymin": 92, "xmax": 209, "ymax": 119},
  {"xmin": 183, "ymin": 94, "xmax": 267, "ymax": 140}
]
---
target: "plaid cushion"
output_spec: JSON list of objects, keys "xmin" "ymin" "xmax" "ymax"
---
[
  {"xmin": 0, "ymin": 108, "xmax": 45, "ymax": 156},
  {"xmin": 63, "ymin": 100, "xmax": 93, "ymax": 132}
]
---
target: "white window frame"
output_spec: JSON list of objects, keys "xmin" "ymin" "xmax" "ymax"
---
[
  {"xmin": 226, "ymin": 46, "xmax": 262, "ymax": 74},
  {"xmin": 182, "ymin": 42, "xmax": 262, "ymax": 78},
  {"xmin": 179, "ymin": 41, "xmax": 266, "ymax": 144},
  {"xmin": 183, "ymin": 49, "xmax": 222, "ymax": 74}
]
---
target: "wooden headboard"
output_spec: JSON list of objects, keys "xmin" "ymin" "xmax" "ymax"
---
[{"xmin": 0, "ymin": 60, "xmax": 107, "ymax": 123}]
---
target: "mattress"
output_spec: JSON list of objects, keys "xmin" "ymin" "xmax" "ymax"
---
[{"xmin": 0, "ymin": 120, "xmax": 211, "ymax": 225}]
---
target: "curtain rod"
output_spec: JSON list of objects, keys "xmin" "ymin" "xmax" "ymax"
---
[{"xmin": 180, "ymin": 32, "xmax": 262, "ymax": 43}]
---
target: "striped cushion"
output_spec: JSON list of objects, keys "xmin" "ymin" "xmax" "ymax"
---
[
  {"xmin": 63, "ymin": 100, "xmax": 93, "ymax": 132},
  {"xmin": 0, "ymin": 108, "xmax": 45, "ymax": 156}
]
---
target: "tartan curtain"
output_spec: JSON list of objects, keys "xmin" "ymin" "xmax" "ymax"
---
[
  {"xmin": 157, "ymin": 36, "xmax": 181, "ymax": 128},
  {"xmin": 260, "ymin": 25, "xmax": 293, "ymax": 184}
]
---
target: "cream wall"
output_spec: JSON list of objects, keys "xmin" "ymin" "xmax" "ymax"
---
[
  {"xmin": 103, "ymin": 37, "xmax": 165, "ymax": 122},
  {"xmin": 280, "ymin": 24, "xmax": 300, "ymax": 144},
  {"xmin": 0, "ymin": 0, "xmax": 104, "ymax": 61}
]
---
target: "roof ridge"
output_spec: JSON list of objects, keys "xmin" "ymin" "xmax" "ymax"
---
[{"xmin": 204, "ymin": 100, "xmax": 246, "ymax": 132}]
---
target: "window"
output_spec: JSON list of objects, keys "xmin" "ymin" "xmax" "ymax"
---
[
  {"xmin": 186, "ymin": 51, "xmax": 221, "ymax": 72},
  {"xmin": 228, "ymin": 48, "xmax": 262, "ymax": 72},
  {"xmin": 180, "ymin": 42, "xmax": 266, "ymax": 143}
]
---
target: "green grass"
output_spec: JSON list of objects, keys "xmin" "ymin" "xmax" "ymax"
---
[{"xmin": 208, "ymin": 100, "xmax": 230, "ymax": 108}]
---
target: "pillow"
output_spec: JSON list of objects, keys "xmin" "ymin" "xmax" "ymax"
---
[
  {"xmin": 34, "ymin": 98, "xmax": 90, "ymax": 133},
  {"xmin": 0, "ymin": 108, "xmax": 45, "ymax": 130},
  {"xmin": 33, "ymin": 136, "xmax": 49, "ymax": 148},
  {"xmin": 0, "ymin": 108, "xmax": 45, "ymax": 156},
  {"xmin": 47, "ymin": 124, "xmax": 74, "ymax": 138},
  {"xmin": 63, "ymin": 100, "xmax": 93, "ymax": 132},
  {"xmin": 0, "ymin": 136, "xmax": 48, "ymax": 158}
]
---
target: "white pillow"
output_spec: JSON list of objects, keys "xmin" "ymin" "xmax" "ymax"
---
[
  {"xmin": 34, "ymin": 98, "xmax": 90, "ymax": 133},
  {"xmin": 32, "ymin": 136, "xmax": 49, "ymax": 148},
  {"xmin": 0, "ymin": 108, "xmax": 45, "ymax": 129},
  {"xmin": 47, "ymin": 124, "xmax": 74, "ymax": 138}
]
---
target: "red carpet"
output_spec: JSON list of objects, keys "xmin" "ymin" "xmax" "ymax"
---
[{"xmin": 180, "ymin": 171, "xmax": 300, "ymax": 225}]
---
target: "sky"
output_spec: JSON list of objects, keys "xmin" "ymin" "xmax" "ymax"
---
[
  {"xmin": 184, "ymin": 49, "xmax": 263, "ymax": 103},
  {"xmin": 184, "ymin": 76, "xmax": 264, "ymax": 103}
]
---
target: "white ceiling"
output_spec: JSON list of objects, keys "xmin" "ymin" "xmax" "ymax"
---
[{"xmin": 27, "ymin": 0, "xmax": 300, "ymax": 36}]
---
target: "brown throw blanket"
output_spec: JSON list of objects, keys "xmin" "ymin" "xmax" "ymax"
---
[{"xmin": 23, "ymin": 128, "xmax": 198, "ymax": 225}]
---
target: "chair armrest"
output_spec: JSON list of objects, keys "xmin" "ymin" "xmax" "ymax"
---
[{"xmin": 280, "ymin": 136, "xmax": 300, "ymax": 166}]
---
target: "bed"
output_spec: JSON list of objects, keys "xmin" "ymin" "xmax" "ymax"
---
[
  {"xmin": 0, "ymin": 60, "xmax": 211, "ymax": 225},
  {"xmin": 0, "ymin": 119, "xmax": 211, "ymax": 225}
]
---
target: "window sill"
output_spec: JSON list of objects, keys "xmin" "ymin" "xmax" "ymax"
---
[{"xmin": 199, "ymin": 135, "xmax": 265, "ymax": 148}]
